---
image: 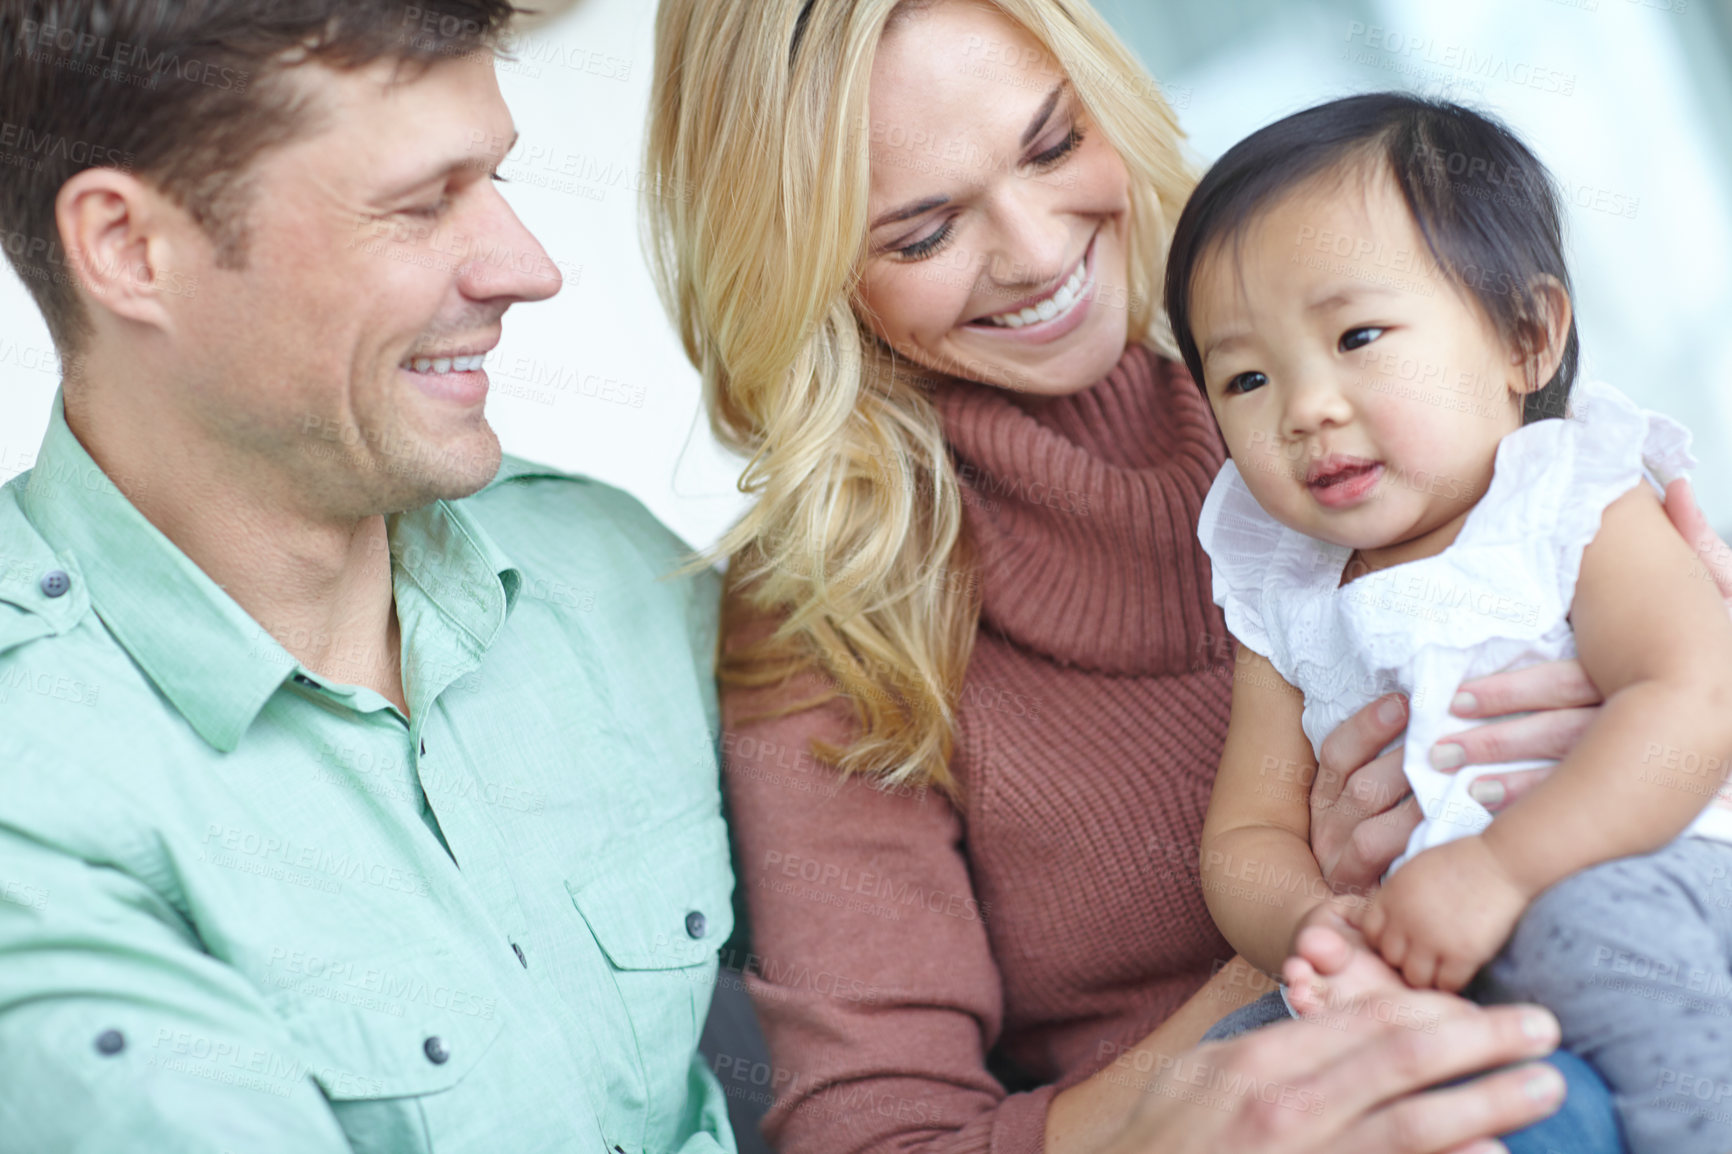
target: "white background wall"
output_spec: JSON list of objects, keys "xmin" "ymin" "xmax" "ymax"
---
[
  {"xmin": 3, "ymin": 0, "xmax": 1729, "ymax": 549},
  {"xmin": 1098, "ymin": 0, "xmax": 1732, "ymax": 535}
]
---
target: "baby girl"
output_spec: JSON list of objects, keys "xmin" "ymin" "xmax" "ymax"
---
[{"xmin": 1164, "ymin": 91, "xmax": 1732, "ymax": 1153}]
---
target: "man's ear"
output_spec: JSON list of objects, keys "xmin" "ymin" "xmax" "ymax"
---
[
  {"xmin": 1511, "ymin": 274, "xmax": 1573, "ymax": 396},
  {"xmin": 53, "ymin": 168, "xmax": 188, "ymax": 334}
]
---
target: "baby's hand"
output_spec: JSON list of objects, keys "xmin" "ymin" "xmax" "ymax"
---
[{"xmin": 1358, "ymin": 836, "xmax": 1531, "ymax": 993}]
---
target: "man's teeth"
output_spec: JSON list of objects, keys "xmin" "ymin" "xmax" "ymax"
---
[
  {"xmin": 981, "ymin": 263, "xmax": 1087, "ymax": 328},
  {"xmin": 403, "ymin": 354, "xmax": 486, "ymax": 374}
]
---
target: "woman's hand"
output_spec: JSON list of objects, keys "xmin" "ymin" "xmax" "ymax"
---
[
  {"xmin": 1100, "ymin": 927, "xmax": 1566, "ymax": 1154},
  {"xmin": 1309, "ymin": 693, "xmax": 1418, "ymax": 895},
  {"xmin": 1665, "ymin": 477, "xmax": 1732, "ymax": 600},
  {"xmin": 1313, "ymin": 479, "xmax": 1732, "ymax": 883}
]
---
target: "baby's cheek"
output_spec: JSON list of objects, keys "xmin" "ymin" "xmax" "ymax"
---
[{"xmin": 1228, "ymin": 438, "xmax": 1298, "ymax": 501}]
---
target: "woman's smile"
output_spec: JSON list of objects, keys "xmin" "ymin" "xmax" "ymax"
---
[{"xmin": 963, "ymin": 230, "xmax": 1098, "ymax": 343}]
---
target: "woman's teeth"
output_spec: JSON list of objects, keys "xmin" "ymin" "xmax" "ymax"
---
[
  {"xmin": 402, "ymin": 354, "xmax": 486, "ymax": 374},
  {"xmin": 980, "ymin": 262, "xmax": 1087, "ymax": 329}
]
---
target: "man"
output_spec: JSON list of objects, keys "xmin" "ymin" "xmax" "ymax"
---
[{"xmin": 0, "ymin": 3, "xmax": 733, "ymax": 1150}]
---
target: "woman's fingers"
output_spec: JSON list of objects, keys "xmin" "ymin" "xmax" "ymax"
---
[
  {"xmin": 1342, "ymin": 1056, "xmax": 1564, "ymax": 1154},
  {"xmin": 1319, "ymin": 789, "xmax": 1421, "ymax": 894},
  {"xmin": 1432, "ymin": 707, "xmax": 1596, "ymax": 771},
  {"xmin": 1450, "ymin": 661, "xmax": 1601, "ymax": 721},
  {"xmin": 1314, "ymin": 744, "xmax": 1410, "ymax": 824},
  {"xmin": 1216, "ymin": 996, "xmax": 1564, "ymax": 1154},
  {"xmin": 1309, "ymin": 1004, "xmax": 1563, "ymax": 1140},
  {"xmin": 1316, "ymin": 695, "xmax": 1409, "ymax": 810},
  {"xmin": 1458, "ymin": 767, "xmax": 1551, "ymax": 814},
  {"xmin": 1311, "ymin": 697, "xmax": 1417, "ymax": 892},
  {"xmin": 1664, "ymin": 477, "xmax": 1732, "ymax": 602}
]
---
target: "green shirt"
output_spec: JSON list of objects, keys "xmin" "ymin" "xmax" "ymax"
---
[{"xmin": 0, "ymin": 389, "xmax": 734, "ymax": 1154}]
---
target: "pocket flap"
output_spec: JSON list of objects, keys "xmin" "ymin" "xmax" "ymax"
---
[
  {"xmin": 567, "ymin": 813, "xmax": 736, "ymax": 970},
  {"xmin": 267, "ymin": 944, "xmax": 505, "ymax": 1099}
]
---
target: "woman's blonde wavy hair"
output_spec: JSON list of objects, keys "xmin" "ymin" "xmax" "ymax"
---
[{"xmin": 644, "ymin": 0, "xmax": 1195, "ymax": 793}]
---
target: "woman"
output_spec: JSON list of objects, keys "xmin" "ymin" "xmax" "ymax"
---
[{"xmin": 643, "ymin": 1, "xmax": 1732, "ymax": 1150}]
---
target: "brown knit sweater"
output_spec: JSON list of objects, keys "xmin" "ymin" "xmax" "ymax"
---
[{"xmin": 721, "ymin": 345, "xmax": 1236, "ymax": 1154}]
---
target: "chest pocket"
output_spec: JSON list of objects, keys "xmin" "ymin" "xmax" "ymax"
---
[
  {"xmin": 265, "ymin": 942, "xmax": 505, "ymax": 1154},
  {"xmin": 566, "ymin": 810, "xmax": 735, "ymax": 1146}
]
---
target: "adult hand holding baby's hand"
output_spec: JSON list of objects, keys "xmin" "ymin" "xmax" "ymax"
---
[{"xmin": 1358, "ymin": 837, "xmax": 1530, "ymax": 994}]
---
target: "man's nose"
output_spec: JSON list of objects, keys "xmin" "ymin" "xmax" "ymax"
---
[{"xmin": 457, "ymin": 187, "xmax": 563, "ymax": 305}]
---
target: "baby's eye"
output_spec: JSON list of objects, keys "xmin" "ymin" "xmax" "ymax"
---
[
  {"xmin": 1224, "ymin": 371, "xmax": 1268, "ymax": 395},
  {"xmin": 1339, "ymin": 326, "xmax": 1386, "ymax": 352}
]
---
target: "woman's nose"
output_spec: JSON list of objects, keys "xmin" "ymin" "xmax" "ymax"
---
[{"xmin": 982, "ymin": 188, "xmax": 1071, "ymax": 292}]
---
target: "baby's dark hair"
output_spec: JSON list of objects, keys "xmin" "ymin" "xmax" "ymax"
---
[{"xmin": 1163, "ymin": 92, "xmax": 1578, "ymax": 424}]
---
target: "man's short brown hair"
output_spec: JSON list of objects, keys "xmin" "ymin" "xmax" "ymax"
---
[{"xmin": 0, "ymin": 0, "xmax": 523, "ymax": 357}]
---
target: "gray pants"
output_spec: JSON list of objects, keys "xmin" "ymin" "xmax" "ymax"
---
[
  {"xmin": 1476, "ymin": 838, "xmax": 1732, "ymax": 1154},
  {"xmin": 1201, "ymin": 987, "xmax": 1293, "ymax": 1041}
]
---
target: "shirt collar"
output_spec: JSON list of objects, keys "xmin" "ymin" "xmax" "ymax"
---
[{"xmin": 18, "ymin": 386, "xmax": 522, "ymax": 753}]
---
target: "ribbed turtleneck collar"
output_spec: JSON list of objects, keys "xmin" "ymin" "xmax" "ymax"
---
[{"xmin": 931, "ymin": 345, "xmax": 1228, "ymax": 676}]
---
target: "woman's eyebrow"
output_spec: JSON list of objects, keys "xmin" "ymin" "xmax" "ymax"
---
[
  {"xmin": 871, "ymin": 195, "xmax": 950, "ymax": 231},
  {"xmin": 868, "ymin": 80, "xmax": 1067, "ymax": 233},
  {"xmin": 1021, "ymin": 81, "xmax": 1065, "ymax": 148}
]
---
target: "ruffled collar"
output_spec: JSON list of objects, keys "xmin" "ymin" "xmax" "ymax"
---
[
  {"xmin": 1200, "ymin": 379, "xmax": 1697, "ymax": 672},
  {"xmin": 929, "ymin": 345, "xmax": 1227, "ymax": 676}
]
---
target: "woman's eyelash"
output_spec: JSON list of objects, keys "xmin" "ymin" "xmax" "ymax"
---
[
  {"xmin": 1028, "ymin": 123, "xmax": 1085, "ymax": 170},
  {"xmin": 888, "ymin": 122, "xmax": 1083, "ymax": 260},
  {"xmin": 897, "ymin": 219, "xmax": 956, "ymax": 261}
]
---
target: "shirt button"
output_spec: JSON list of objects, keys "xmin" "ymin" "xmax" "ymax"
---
[
  {"xmin": 423, "ymin": 1036, "xmax": 450, "ymax": 1065},
  {"xmin": 39, "ymin": 570, "xmax": 71, "ymax": 599},
  {"xmin": 94, "ymin": 1028, "xmax": 126, "ymax": 1055},
  {"xmin": 684, "ymin": 910, "xmax": 708, "ymax": 939},
  {"xmin": 512, "ymin": 942, "xmax": 528, "ymax": 968}
]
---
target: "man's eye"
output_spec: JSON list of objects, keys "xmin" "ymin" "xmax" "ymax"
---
[
  {"xmin": 405, "ymin": 200, "xmax": 446, "ymax": 219},
  {"xmin": 1224, "ymin": 371, "xmax": 1268, "ymax": 395},
  {"xmin": 1340, "ymin": 326, "xmax": 1385, "ymax": 352},
  {"xmin": 491, "ymin": 172, "xmax": 509, "ymax": 184}
]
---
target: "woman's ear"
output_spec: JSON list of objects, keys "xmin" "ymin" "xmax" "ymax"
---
[{"xmin": 1511, "ymin": 274, "xmax": 1573, "ymax": 395}]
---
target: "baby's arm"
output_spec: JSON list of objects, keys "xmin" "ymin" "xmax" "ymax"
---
[
  {"xmin": 1363, "ymin": 483, "xmax": 1732, "ymax": 990},
  {"xmin": 1200, "ymin": 644, "xmax": 1358, "ymax": 977}
]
